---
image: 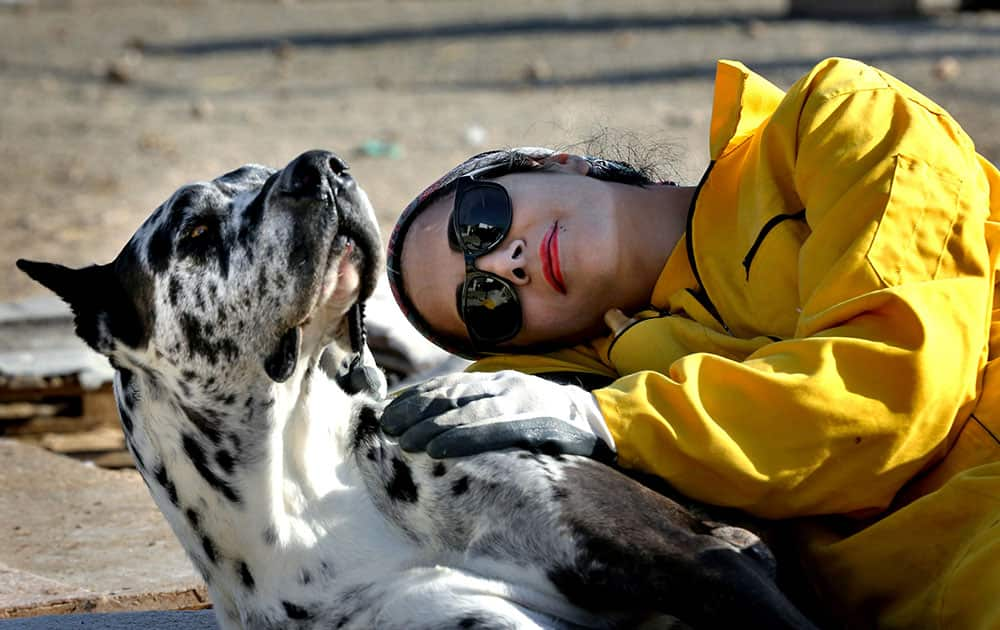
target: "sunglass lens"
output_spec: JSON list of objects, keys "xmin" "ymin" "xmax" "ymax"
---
[
  {"xmin": 455, "ymin": 184, "xmax": 512, "ymax": 256},
  {"xmin": 462, "ymin": 273, "xmax": 522, "ymax": 343}
]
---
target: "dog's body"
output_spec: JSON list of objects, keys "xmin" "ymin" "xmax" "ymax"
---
[{"xmin": 19, "ymin": 151, "xmax": 816, "ymax": 629}]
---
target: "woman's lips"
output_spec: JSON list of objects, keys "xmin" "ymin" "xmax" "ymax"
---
[{"xmin": 540, "ymin": 222, "xmax": 566, "ymax": 294}]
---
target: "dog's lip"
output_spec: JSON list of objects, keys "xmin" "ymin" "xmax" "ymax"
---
[{"xmin": 297, "ymin": 234, "xmax": 358, "ymax": 327}]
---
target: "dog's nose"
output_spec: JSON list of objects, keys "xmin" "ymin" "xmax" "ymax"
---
[{"xmin": 283, "ymin": 150, "xmax": 351, "ymax": 200}]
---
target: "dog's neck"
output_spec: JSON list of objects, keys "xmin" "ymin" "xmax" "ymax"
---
[{"xmin": 112, "ymin": 342, "xmax": 381, "ymax": 612}]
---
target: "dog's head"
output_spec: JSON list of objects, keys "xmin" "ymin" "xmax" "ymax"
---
[{"xmin": 18, "ymin": 150, "xmax": 382, "ymax": 385}]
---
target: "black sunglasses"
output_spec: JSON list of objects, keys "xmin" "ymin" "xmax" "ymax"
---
[{"xmin": 450, "ymin": 176, "xmax": 523, "ymax": 347}]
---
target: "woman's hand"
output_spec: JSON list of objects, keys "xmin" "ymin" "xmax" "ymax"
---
[
  {"xmin": 604, "ymin": 308, "xmax": 639, "ymax": 338},
  {"xmin": 380, "ymin": 370, "xmax": 616, "ymax": 460}
]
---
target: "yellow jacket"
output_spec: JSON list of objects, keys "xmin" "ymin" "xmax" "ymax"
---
[{"xmin": 472, "ymin": 58, "xmax": 1000, "ymax": 627}]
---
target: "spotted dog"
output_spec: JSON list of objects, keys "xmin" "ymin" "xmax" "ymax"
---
[{"xmin": 18, "ymin": 150, "xmax": 816, "ymax": 629}]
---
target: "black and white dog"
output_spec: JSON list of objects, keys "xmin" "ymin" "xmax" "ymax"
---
[{"xmin": 18, "ymin": 151, "xmax": 816, "ymax": 629}]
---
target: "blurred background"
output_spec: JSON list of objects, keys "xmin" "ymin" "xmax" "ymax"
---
[
  {"xmin": 1, "ymin": 0, "xmax": 999, "ymax": 622},
  {"xmin": 2, "ymin": 0, "xmax": 999, "ymax": 303}
]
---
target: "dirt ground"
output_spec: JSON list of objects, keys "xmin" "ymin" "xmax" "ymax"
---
[{"xmin": 2, "ymin": 0, "xmax": 999, "ymax": 303}]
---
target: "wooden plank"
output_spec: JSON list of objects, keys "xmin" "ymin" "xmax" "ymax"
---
[
  {"xmin": 0, "ymin": 378, "xmax": 84, "ymax": 403},
  {"xmin": 0, "ymin": 401, "xmax": 67, "ymax": 420},
  {"xmin": 89, "ymin": 451, "xmax": 135, "ymax": 469},
  {"xmin": 0, "ymin": 415, "xmax": 103, "ymax": 437},
  {"xmin": 39, "ymin": 426, "xmax": 125, "ymax": 455},
  {"xmin": 81, "ymin": 384, "xmax": 119, "ymax": 426}
]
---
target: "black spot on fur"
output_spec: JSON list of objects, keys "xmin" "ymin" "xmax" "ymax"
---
[
  {"xmin": 180, "ymin": 313, "xmax": 239, "ymax": 365},
  {"xmin": 237, "ymin": 171, "xmax": 278, "ymax": 249},
  {"xmin": 451, "ymin": 476, "xmax": 470, "ymax": 496},
  {"xmin": 257, "ymin": 266, "xmax": 269, "ymax": 301},
  {"xmin": 263, "ymin": 526, "xmax": 277, "ymax": 546},
  {"xmin": 215, "ymin": 449, "xmax": 235, "ymax": 474},
  {"xmin": 432, "ymin": 462, "xmax": 447, "ymax": 477},
  {"xmin": 351, "ymin": 404, "xmax": 380, "ymax": 451},
  {"xmin": 459, "ymin": 618, "xmax": 480, "ymax": 628},
  {"xmin": 201, "ymin": 535, "xmax": 218, "ymax": 564},
  {"xmin": 299, "ymin": 569, "xmax": 312, "ymax": 585},
  {"xmin": 168, "ymin": 275, "xmax": 181, "ymax": 307},
  {"xmin": 282, "ymin": 601, "xmax": 311, "ymax": 620},
  {"xmin": 186, "ymin": 508, "xmax": 201, "ymax": 530},
  {"xmin": 181, "ymin": 403, "xmax": 224, "ymax": 444},
  {"xmin": 118, "ymin": 368, "xmax": 136, "ymax": 405},
  {"xmin": 153, "ymin": 464, "xmax": 179, "ymax": 507},
  {"xmin": 182, "ymin": 433, "xmax": 241, "ymax": 504},
  {"xmin": 180, "ymin": 313, "xmax": 215, "ymax": 364},
  {"xmin": 146, "ymin": 204, "xmax": 181, "ymax": 275},
  {"xmin": 238, "ymin": 560, "xmax": 255, "ymax": 590},
  {"xmin": 387, "ymin": 457, "xmax": 419, "ymax": 503}
]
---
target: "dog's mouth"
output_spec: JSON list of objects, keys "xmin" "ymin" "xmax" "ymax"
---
[{"xmin": 298, "ymin": 186, "xmax": 381, "ymax": 330}]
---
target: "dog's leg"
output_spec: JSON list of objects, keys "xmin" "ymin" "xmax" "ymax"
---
[{"xmin": 547, "ymin": 458, "xmax": 818, "ymax": 630}]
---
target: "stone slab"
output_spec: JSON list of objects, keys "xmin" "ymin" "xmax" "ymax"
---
[{"xmin": 0, "ymin": 439, "xmax": 206, "ymax": 618}]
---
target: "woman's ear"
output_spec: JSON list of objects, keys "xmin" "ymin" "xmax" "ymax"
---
[{"xmin": 541, "ymin": 153, "xmax": 590, "ymax": 176}]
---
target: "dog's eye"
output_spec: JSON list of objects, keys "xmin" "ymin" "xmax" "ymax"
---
[{"xmin": 188, "ymin": 224, "xmax": 210, "ymax": 239}]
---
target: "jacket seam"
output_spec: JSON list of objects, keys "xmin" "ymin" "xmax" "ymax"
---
[
  {"xmin": 971, "ymin": 413, "xmax": 1000, "ymax": 446},
  {"xmin": 741, "ymin": 209, "xmax": 808, "ymax": 280},
  {"xmin": 606, "ymin": 313, "xmax": 672, "ymax": 360},
  {"xmin": 685, "ymin": 161, "xmax": 730, "ymax": 334}
]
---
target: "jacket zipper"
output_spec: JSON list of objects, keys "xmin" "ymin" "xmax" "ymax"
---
[{"xmin": 741, "ymin": 209, "xmax": 807, "ymax": 280}]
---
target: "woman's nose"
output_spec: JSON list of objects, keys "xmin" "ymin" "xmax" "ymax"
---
[{"xmin": 475, "ymin": 238, "xmax": 530, "ymax": 286}]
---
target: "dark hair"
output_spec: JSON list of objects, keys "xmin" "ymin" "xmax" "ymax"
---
[{"xmin": 386, "ymin": 147, "xmax": 659, "ymax": 359}]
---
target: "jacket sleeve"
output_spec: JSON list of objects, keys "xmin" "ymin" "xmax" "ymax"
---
[{"xmin": 594, "ymin": 58, "xmax": 997, "ymax": 519}]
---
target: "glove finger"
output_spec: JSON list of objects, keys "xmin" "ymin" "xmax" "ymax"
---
[
  {"xmin": 396, "ymin": 414, "xmax": 455, "ymax": 453},
  {"xmin": 381, "ymin": 392, "xmax": 457, "ymax": 436},
  {"xmin": 425, "ymin": 417, "xmax": 597, "ymax": 459},
  {"xmin": 381, "ymin": 389, "xmax": 499, "ymax": 437}
]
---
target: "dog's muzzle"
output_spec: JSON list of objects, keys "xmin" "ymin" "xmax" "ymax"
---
[{"xmin": 279, "ymin": 149, "xmax": 354, "ymax": 204}]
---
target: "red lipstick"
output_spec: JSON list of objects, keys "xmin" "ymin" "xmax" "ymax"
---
[{"xmin": 540, "ymin": 222, "xmax": 566, "ymax": 294}]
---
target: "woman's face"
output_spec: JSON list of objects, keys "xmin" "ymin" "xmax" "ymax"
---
[{"xmin": 401, "ymin": 169, "xmax": 643, "ymax": 350}]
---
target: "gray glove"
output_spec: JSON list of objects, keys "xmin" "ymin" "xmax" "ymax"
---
[{"xmin": 380, "ymin": 370, "xmax": 616, "ymax": 460}]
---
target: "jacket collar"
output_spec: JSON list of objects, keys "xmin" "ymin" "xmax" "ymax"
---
[{"xmin": 709, "ymin": 60, "xmax": 786, "ymax": 160}]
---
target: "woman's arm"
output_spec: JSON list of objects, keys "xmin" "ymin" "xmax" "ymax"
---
[{"xmin": 598, "ymin": 59, "xmax": 996, "ymax": 519}]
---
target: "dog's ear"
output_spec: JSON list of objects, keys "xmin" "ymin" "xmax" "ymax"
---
[
  {"xmin": 263, "ymin": 326, "xmax": 300, "ymax": 382},
  {"xmin": 16, "ymin": 259, "xmax": 145, "ymax": 354}
]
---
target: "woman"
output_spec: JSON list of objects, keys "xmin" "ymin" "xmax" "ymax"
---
[{"xmin": 382, "ymin": 57, "xmax": 1000, "ymax": 629}]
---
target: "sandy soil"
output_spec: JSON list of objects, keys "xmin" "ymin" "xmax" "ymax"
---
[{"xmin": 2, "ymin": 0, "xmax": 998, "ymax": 302}]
